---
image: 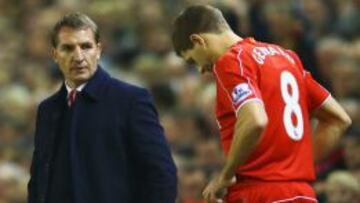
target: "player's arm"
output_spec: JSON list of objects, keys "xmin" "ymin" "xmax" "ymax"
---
[
  {"xmin": 287, "ymin": 49, "xmax": 351, "ymax": 162},
  {"xmin": 220, "ymin": 101, "xmax": 268, "ymax": 179},
  {"xmin": 203, "ymin": 100, "xmax": 267, "ymax": 202},
  {"xmin": 312, "ymin": 96, "xmax": 351, "ymax": 162},
  {"xmin": 213, "ymin": 50, "xmax": 267, "ymax": 180},
  {"xmin": 203, "ymin": 50, "xmax": 265, "ymax": 202}
]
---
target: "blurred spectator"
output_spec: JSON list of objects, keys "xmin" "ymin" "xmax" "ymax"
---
[
  {"xmin": 325, "ymin": 170, "xmax": 360, "ymax": 203},
  {"xmin": 315, "ymin": 36, "xmax": 347, "ymax": 90},
  {"xmin": 262, "ymin": 0, "xmax": 323, "ymax": 83},
  {"xmin": 247, "ymin": 0, "xmax": 272, "ymax": 42},
  {"xmin": 178, "ymin": 165, "xmax": 207, "ymax": 203},
  {"xmin": 332, "ymin": 0, "xmax": 360, "ymax": 40},
  {"xmin": 343, "ymin": 132, "xmax": 360, "ymax": 174},
  {"xmin": 194, "ymin": 138, "xmax": 224, "ymax": 174},
  {"xmin": 331, "ymin": 58, "xmax": 360, "ymax": 99},
  {"xmin": 298, "ymin": 0, "xmax": 331, "ymax": 37},
  {"xmin": 0, "ymin": 162, "xmax": 29, "ymax": 203}
]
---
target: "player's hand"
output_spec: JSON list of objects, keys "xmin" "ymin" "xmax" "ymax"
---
[{"xmin": 202, "ymin": 173, "xmax": 236, "ymax": 203}]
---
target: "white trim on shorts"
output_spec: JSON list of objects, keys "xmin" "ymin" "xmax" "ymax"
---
[{"xmin": 272, "ymin": 196, "xmax": 318, "ymax": 203}]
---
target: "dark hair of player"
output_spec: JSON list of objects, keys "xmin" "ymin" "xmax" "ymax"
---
[{"xmin": 172, "ymin": 5, "xmax": 230, "ymax": 55}]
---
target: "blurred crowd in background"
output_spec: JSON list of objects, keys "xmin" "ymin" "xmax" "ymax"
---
[{"xmin": 0, "ymin": 0, "xmax": 359, "ymax": 202}]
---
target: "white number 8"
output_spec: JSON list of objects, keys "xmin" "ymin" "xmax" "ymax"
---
[{"xmin": 280, "ymin": 71, "xmax": 304, "ymax": 141}]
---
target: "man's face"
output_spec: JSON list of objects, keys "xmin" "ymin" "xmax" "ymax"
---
[
  {"xmin": 52, "ymin": 26, "xmax": 101, "ymax": 87},
  {"xmin": 181, "ymin": 41, "xmax": 213, "ymax": 74}
]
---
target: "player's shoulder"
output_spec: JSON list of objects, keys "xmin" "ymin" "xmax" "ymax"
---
[
  {"xmin": 216, "ymin": 49, "xmax": 238, "ymax": 67},
  {"xmin": 215, "ymin": 43, "xmax": 248, "ymax": 73},
  {"xmin": 214, "ymin": 51, "xmax": 241, "ymax": 76}
]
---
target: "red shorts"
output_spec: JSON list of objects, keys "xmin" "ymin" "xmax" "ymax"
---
[{"xmin": 225, "ymin": 180, "xmax": 317, "ymax": 203}]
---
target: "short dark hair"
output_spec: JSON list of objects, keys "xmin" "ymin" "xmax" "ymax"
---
[
  {"xmin": 50, "ymin": 12, "xmax": 100, "ymax": 47},
  {"xmin": 172, "ymin": 5, "xmax": 230, "ymax": 55}
]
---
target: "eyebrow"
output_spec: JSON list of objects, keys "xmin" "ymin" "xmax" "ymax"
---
[
  {"xmin": 59, "ymin": 41, "xmax": 94, "ymax": 48},
  {"xmin": 59, "ymin": 43, "xmax": 74, "ymax": 49}
]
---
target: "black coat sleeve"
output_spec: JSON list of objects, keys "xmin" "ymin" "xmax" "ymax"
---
[
  {"xmin": 28, "ymin": 102, "xmax": 44, "ymax": 203},
  {"xmin": 128, "ymin": 88, "xmax": 177, "ymax": 203}
]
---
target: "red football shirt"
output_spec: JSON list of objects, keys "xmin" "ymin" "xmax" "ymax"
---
[{"xmin": 213, "ymin": 38, "xmax": 330, "ymax": 182}]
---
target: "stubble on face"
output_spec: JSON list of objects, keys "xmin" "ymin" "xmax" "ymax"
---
[{"xmin": 182, "ymin": 47, "xmax": 214, "ymax": 75}]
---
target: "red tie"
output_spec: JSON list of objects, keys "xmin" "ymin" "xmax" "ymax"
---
[{"xmin": 68, "ymin": 89, "xmax": 78, "ymax": 107}]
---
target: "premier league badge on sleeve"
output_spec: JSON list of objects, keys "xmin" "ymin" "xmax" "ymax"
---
[{"xmin": 232, "ymin": 83, "xmax": 252, "ymax": 104}]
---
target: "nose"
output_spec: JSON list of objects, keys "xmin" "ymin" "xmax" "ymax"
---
[{"xmin": 73, "ymin": 46, "xmax": 84, "ymax": 62}]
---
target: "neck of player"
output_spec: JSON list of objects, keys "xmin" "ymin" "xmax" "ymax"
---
[{"xmin": 209, "ymin": 31, "xmax": 242, "ymax": 63}]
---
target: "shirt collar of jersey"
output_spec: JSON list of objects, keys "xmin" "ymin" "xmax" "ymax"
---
[
  {"xmin": 230, "ymin": 37, "xmax": 256, "ymax": 48},
  {"xmin": 212, "ymin": 37, "xmax": 257, "ymax": 75}
]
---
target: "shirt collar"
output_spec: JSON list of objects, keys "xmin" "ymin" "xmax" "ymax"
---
[{"xmin": 65, "ymin": 81, "xmax": 87, "ymax": 95}]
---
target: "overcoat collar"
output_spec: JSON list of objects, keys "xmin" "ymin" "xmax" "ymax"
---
[{"xmin": 52, "ymin": 66, "xmax": 110, "ymax": 104}]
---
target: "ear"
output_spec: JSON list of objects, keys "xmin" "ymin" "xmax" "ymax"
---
[
  {"xmin": 51, "ymin": 48, "xmax": 58, "ymax": 63},
  {"xmin": 189, "ymin": 34, "xmax": 206, "ymax": 46},
  {"xmin": 96, "ymin": 43, "xmax": 102, "ymax": 60}
]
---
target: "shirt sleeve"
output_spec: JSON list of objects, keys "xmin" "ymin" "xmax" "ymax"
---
[
  {"xmin": 287, "ymin": 50, "xmax": 330, "ymax": 111},
  {"xmin": 214, "ymin": 49, "xmax": 263, "ymax": 114},
  {"xmin": 304, "ymin": 71, "xmax": 330, "ymax": 111}
]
